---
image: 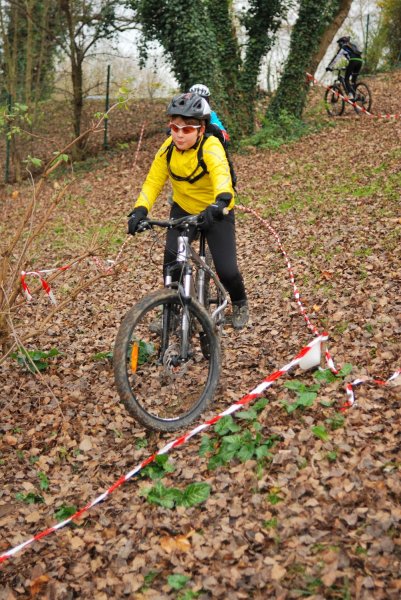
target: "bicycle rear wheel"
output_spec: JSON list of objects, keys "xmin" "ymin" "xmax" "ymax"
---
[
  {"xmin": 354, "ymin": 82, "xmax": 372, "ymax": 114},
  {"xmin": 113, "ymin": 288, "xmax": 221, "ymax": 432},
  {"xmin": 324, "ymin": 84, "xmax": 345, "ymax": 116}
]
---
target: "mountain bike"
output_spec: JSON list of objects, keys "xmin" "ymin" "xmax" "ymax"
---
[
  {"xmin": 113, "ymin": 214, "xmax": 227, "ymax": 432},
  {"xmin": 324, "ymin": 68, "xmax": 372, "ymax": 116}
]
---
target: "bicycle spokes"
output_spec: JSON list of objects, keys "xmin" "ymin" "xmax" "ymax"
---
[{"xmin": 117, "ymin": 293, "xmax": 219, "ymax": 427}]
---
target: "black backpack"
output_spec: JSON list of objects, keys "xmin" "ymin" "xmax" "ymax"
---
[
  {"xmin": 347, "ymin": 42, "xmax": 362, "ymax": 57},
  {"xmin": 164, "ymin": 128, "xmax": 237, "ymax": 189}
]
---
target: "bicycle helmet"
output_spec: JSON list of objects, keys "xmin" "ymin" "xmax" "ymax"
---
[
  {"xmin": 189, "ymin": 83, "xmax": 211, "ymax": 98},
  {"xmin": 337, "ymin": 36, "xmax": 350, "ymax": 46},
  {"xmin": 167, "ymin": 93, "xmax": 211, "ymax": 122}
]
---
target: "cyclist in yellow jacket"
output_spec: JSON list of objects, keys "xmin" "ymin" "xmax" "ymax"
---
[{"xmin": 128, "ymin": 92, "xmax": 249, "ymax": 329}]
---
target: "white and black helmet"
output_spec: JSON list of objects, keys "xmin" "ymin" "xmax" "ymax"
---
[
  {"xmin": 167, "ymin": 93, "xmax": 211, "ymax": 122},
  {"xmin": 189, "ymin": 83, "xmax": 211, "ymax": 98}
]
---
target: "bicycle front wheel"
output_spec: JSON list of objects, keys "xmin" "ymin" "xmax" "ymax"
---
[
  {"xmin": 354, "ymin": 82, "xmax": 372, "ymax": 114},
  {"xmin": 324, "ymin": 84, "xmax": 345, "ymax": 116},
  {"xmin": 113, "ymin": 289, "xmax": 221, "ymax": 432}
]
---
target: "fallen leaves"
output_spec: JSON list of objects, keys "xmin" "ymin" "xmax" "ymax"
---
[
  {"xmin": 1, "ymin": 71, "xmax": 401, "ymax": 599},
  {"xmin": 160, "ymin": 532, "xmax": 192, "ymax": 554}
]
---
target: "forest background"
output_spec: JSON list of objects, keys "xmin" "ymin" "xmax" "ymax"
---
[{"xmin": 0, "ymin": 1, "xmax": 400, "ymax": 598}]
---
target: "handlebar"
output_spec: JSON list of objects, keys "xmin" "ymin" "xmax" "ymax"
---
[{"xmin": 137, "ymin": 214, "xmax": 201, "ymax": 233}]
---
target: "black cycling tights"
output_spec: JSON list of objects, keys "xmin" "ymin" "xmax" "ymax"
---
[
  {"xmin": 345, "ymin": 60, "xmax": 362, "ymax": 94},
  {"xmin": 163, "ymin": 202, "xmax": 247, "ymax": 305}
]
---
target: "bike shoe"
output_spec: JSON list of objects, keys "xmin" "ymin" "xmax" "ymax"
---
[{"xmin": 232, "ymin": 303, "xmax": 249, "ymax": 330}]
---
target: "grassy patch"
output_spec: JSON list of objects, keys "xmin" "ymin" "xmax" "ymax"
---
[{"xmin": 241, "ymin": 111, "xmax": 329, "ymax": 150}]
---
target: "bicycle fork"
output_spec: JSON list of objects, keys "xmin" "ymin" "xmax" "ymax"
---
[{"xmin": 161, "ymin": 235, "xmax": 193, "ymax": 365}]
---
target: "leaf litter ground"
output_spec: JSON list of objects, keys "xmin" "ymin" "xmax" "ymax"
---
[{"xmin": 0, "ymin": 70, "xmax": 400, "ymax": 599}]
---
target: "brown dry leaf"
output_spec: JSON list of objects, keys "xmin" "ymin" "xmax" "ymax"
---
[
  {"xmin": 69, "ymin": 535, "xmax": 85, "ymax": 549},
  {"xmin": 160, "ymin": 534, "xmax": 191, "ymax": 553},
  {"xmin": 79, "ymin": 436, "xmax": 93, "ymax": 452},
  {"xmin": 271, "ymin": 562, "xmax": 286, "ymax": 581},
  {"xmin": 25, "ymin": 510, "xmax": 42, "ymax": 524},
  {"xmin": 2, "ymin": 74, "xmax": 401, "ymax": 599},
  {"xmin": 29, "ymin": 575, "xmax": 50, "ymax": 597}
]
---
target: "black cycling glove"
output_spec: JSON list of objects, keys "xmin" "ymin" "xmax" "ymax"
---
[
  {"xmin": 326, "ymin": 67, "xmax": 333, "ymax": 72},
  {"xmin": 127, "ymin": 206, "xmax": 148, "ymax": 235},
  {"xmin": 199, "ymin": 193, "xmax": 231, "ymax": 231}
]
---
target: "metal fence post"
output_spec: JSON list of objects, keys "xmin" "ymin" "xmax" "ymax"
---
[
  {"xmin": 103, "ymin": 64, "xmax": 111, "ymax": 150},
  {"xmin": 364, "ymin": 14, "xmax": 370, "ymax": 58}
]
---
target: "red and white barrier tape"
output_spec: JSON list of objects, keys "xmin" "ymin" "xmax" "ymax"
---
[
  {"xmin": 0, "ymin": 334, "xmax": 327, "ymax": 564},
  {"xmin": 19, "ymin": 121, "xmax": 146, "ymax": 305},
  {"xmin": 341, "ymin": 369, "xmax": 401, "ymax": 411},
  {"xmin": 20, "ymin": 246, "xmax": 130, "ymax": 305},
  {"xmin": 133, "ymin": 122, "xmax": 146, "ymax": 171},
  {"xmin": 4, "ymin": 205, "xmax": 400, "ymax": 563},
  {"xmin": 20, "ymin": 266, "xmax": 71, "ymax": 304},
  {"xmin": 236, "ymin": 204, "xmax": 400, "ymax": 406},
  {"xmin": 306, "ymin": 72, "xmax": 401, "ymax": 119},
  {"xmin": 237, "ymin": 204, "xmax": 320, "ymax": 338}
]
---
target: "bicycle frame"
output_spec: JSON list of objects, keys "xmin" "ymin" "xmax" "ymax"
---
[
  {"xmin": 164, "ymin": 222, "xmax": 228, "ymax": 322},
  {"xmin": 141, "ymin": 215, "xmax": 228, "ymax": 364}
]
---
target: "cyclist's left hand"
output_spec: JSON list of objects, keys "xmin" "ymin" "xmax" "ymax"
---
[
  {"xmin": 326, "ymin": 67, "xmax": 332, "ymax": 72},
  {"xmin": 199, "ymin": 199, "xmax": 228, "ymax": 231}
]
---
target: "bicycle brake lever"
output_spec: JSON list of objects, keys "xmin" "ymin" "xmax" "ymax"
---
[{"xmin": 137, "ymin": 220, "xmax": 152, "ymax": 233}]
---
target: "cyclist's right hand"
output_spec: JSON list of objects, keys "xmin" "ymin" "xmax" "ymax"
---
[
  {"xmin": 127, "ymin": 206, "xmax": 148, "ymax": 235},
  {"xmin": 326, "ymin": 67, "xmax": 333, "ymax": 71}
]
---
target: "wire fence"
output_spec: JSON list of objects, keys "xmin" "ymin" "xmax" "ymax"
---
[{"xmin": 1, "ymin": 66, "xmax": 168, "ymax": 184}]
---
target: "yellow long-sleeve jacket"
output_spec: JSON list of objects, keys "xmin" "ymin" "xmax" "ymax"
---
[{"xmin": 134, "ymin": 134, "xmax": 235, "ymax": 215}]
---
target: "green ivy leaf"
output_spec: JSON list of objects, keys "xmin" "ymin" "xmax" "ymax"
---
[
  {"xmin": 181, "ymin": 483, "xmax": 211, "ymax": 507},
  {"xmin": 236, "ymin": 407, "xmax": 258, "ymax": 420},
  {"xmin": 199, "ymin": 435, "xmax": 216, "ymax": 456},
  {"xmin": 54, "ymin": 504, "xmax": 77, "ymax": 522},
  {"xmin": 284, "ymin": 380, "xmax": 307, "ymax": 391},
  {"xmin": 311, "ymin": 425, "xmax": 329, "ymax": 441},
  {"xmin": 214, "ymin": 415, "xmax": 241, "ymax": 435},
  {"xmin": 314, "ymin": 369, "xmax": 338, "ymax": 383},
  {"xmin": 339, "ymin": 363, "xmax": 353, "ymax": 377},
  {"xmin": 168, "ymin": 573, "xmax": 190, "ymax": 590},
  {"xmin": 16, "ymin": 492, "xmax": 44, "ymax": 504},
  {"xmin": 237, "ymin": 443, "xmax": 255, "ymax": 462},
  {"xmin": 253, "ymin": 398, "xmax": 269, "ymax": 412},
  {"xmin": 38, "ymin": 471, "xmax": 49, "ymax": 491},
  {"xmin": 326, "ymin": 414, "xmax": 345, "ymax": 431},
  {"xmin": 255, "ymin": 444, "xmax": 272, "ymax": 459}
]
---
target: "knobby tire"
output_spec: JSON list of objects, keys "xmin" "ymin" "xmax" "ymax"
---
[
  {"xmin": 113, "ymin": 288, "xmax": 221, "ymax": 432},
  {"xmin": 324, "ymin": 84, "xmax": 345, "ymax": 116},
  {"xmin": 354, "ymin": 82, "xmax": 372, "ymax": 114}
]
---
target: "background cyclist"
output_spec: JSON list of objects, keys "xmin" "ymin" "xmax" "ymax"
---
[
  {"xmin": 326, "ymin": 36, "xmax": 363, "ymax": 100},
  {"xmin": 189, "ymin": 83, "xmax": 230, "ymax": 144}
]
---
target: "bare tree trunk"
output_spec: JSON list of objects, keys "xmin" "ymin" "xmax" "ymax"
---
[
  {"xmin": 309, "ymin": 0, "xmax": 353, "ymax": 75},
  {"xmin": 60, "ymin": 0, "xmax": 85, "ymax": 154},
  {"xmin": 24, "ymin": 0, "xmax": 34, "ymax": 107}
]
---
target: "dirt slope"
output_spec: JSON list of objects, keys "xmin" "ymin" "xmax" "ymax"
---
[{"xmin": 0, "ymin": 70, "xmax": 400, "ymax": 599}]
